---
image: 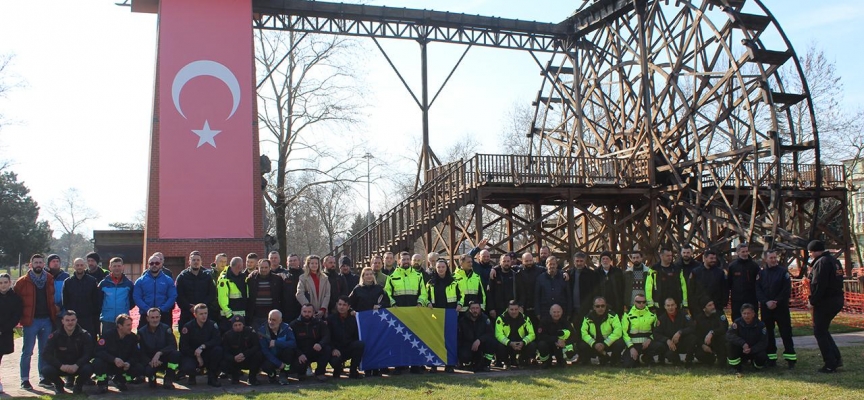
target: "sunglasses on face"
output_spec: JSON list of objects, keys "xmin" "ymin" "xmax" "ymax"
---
[
  {"xmin": 635, "ymin": 300, "xmax": 647, "ymax": 304},
  {"xmin": 149, "ymin": 262, "xmax": 161, "ymax": 266},
  {"xmin": 594, "ymin": 305, "xmax": 606, "ymax": 308}
]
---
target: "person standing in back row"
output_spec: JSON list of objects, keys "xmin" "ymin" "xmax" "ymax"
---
[
  {"xmin": 727, "ymin": 243, "xmax": 759, "ymax": 321},
  {"xmin": 15, "ymin": 254, "xmax": 59, "ymax": 390},
  {"xmin": 806, "ymin": 240, "xmax": 845, "ymax": 373},
  {"xmin": 0, "ymin": 273, "xmax": 23, "ymax": 394},
  {"xmin": 755, "ymin": 249, "xmax": 795, "ymax": 369}
]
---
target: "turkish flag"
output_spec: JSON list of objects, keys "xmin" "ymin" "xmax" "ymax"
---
[{"xmin": 155, "ymin": 0, "xmax": 254, "ymax": 238}]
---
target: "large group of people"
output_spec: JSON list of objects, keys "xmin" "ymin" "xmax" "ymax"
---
[{"xmin": 0, "ymin": 239, "xmax": 846, "ymax": 395}]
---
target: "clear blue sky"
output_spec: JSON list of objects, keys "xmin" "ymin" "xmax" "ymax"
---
[{"xmin": 0, "ymin": 0, "xmax": 861, "ymax": 235}]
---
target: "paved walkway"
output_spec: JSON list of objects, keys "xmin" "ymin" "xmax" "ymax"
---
[{"xmin": 2, "ymin": 332, "xmax": 863, "ymax": 397}]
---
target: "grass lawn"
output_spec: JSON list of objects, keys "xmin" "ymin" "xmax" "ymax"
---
[{"xmin": 93, "ymin": 346, "xmax": 864, "ymax": 400}]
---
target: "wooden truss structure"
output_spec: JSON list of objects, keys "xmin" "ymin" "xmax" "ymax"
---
[{"xmin": 231, "ymin": 0, "xmax": 851, "ymax": 268}]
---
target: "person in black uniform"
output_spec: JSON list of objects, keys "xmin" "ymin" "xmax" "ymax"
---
[
  {"xmin": 290, "ymin": 303, "xmax": 332, "ymax": 382},
  {"xmin": 487, "ymin": 253, "xmax": 519, "ymax": 321},
  {"xmin": 279, "ymin": 254, "xmax": 305, "ymax": 322},
  {"xmin": 727, "ymin": 243, "xmax": 759, "ymax": 321},
  {"xmin": 41, "ymin": 311, "xmax": 93, "ymax": 395},
  {"xmin": 515, "ymin": 253, "xmax": 546, "ymax": 325},
  {"xmin": 93, "ymin": 314, "xmax": 144, "ymax": 394},
  {"xmin": 327, "ymin": 296, "xmax": 365, "ymax": 379},
  {"xmin": 565, "ymin": 252, "xmax": 598, "ymax": 325},
  {"xmin": 220, "ymin": 315, "xmax": 262, "ymax": 385},
  {"xmin": 807, "ymin": 240, "xmax": 845, "ymax": 373},
  {"xmin": 536, "ymin": 304, "xmax": 577, "ymax": 368},
  {"xmin": 138, "ymin": 308, "xmax": 180, "ymax": 389},
  {"xmin": 175, "ymin": 251, "xmax": 218, "ymax": 329},
  {"xmin": 691, "ymin": 299, "xmax": 728, "ymax": 366},
  {"xmin": 653, "ymin": 297, "xmax": 696, "ymax": 365},
  {"xmin": 689, "ymin": 250, "xmax": 728, "ymax": 313},
  {"xmin": 62, "ymin": 258, "xmax": 101, "ymax": 346},
  {"xmin": 755, "ymin": 249, "xmax": 795, "ymax": 368},
  {"xmin": 726, "ymin": 303, "xmax": 768, "ymax": 373},
  {"xmin": 179, "ymin": 304, "xmax": 223, "ymax": 387},
  {"xmin": 458, "ymin": 301, "xmax": 496, "ymax": 372}
]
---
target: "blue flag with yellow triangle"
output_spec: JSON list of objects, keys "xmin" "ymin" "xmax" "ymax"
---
[{"xmin": 357, "ymin": 307, "xmax": 457, "ymax": 370}]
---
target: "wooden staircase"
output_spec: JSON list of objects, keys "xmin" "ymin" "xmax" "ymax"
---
[{"xmin": 333, "ymin": 158, "xmax": 479, "ymax": 265}]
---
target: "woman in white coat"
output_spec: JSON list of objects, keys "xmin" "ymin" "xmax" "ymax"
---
[{"xmin": 296, "ymin": 255, "xmax": 331, "ymax": 319}]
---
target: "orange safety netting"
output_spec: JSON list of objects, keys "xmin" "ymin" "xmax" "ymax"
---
[{"xmin": 786, "ymin": 279, "xmax": 864, "ymax": 328}]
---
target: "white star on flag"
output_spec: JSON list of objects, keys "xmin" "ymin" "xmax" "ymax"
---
[
  {"xmin": 410, "ymin": 338, "xmax": 420, "ymax": 348},
  {"xmin": 387, "ymin": 318, "xmax": 397, "ymax": 328},
  {"xmin": 379, "ymin": 312, "xmax": 389, "ymax": 322},
  {"xmin": 425, "ymin": 354, "xmax": 435, "ymax": 363},
  {"xmin": 191, "ymin": 120, "xmax": 221, "ymax": 148},
  {"xmin": 395, "ymin": 326, "xmax": 405, "ymax": 334},
  {"xmin": 418, "ymin": 346, "xmax": 428, "ymax": 355},
  {"xmin": 402, "ymin": 331, "xmax": 412, "ymax": 341}
]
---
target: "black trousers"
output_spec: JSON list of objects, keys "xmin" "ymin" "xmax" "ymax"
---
[
  {"xmin": 761, "ymin": 305, "xmax": 796, "ymax": 362},
  {"xmin": 620, "ymin": 341, "xmax": 664, "ymax": 368},
  {"xmin": 496, "ymin": 341, "xmax": 537, "ymax": 366},
  {"xmin": 458, "ymin": 336, "xmax": 497, "ymax": 368},
  {"xmin": 332, "ymin": 341, "xmax": 365, "ymax": 375},
  {"xmin": 143, "ymin": 350, "xmax": 181, "ymax": 379},
  {"xmin": 180, "ymin": 346, "xmax": 223, "ymax": 379},
  {"xmin": 297, "ymin": 346, "xmax": 331, "ymax": 376},
  {"xmin": 93, "ymin": 358, "xmax": 145, "ymax": 384},
  {"xmin": 41, "ymin": 363, "xmax": 94, "ymax": 388},
  {"xmin": 77, "ymin": 315, "xmax": 100, "ymax": 344},
  {"xmin": 536, "ymin": 339, "xmax": 574, "ymax": 366},
  {"xmin": 813, "ymin": 300, "xmax": 843, "ymax": 369},
  {"xmin": 693, "ymin": 340, "xmax": 727, "ymax": 366},
  {"xmin": 577, "ymin": 340, "xmax": 625, "ymax": 365},
  {"xmin": 220, "ymin": 352, "xmax": 263, "ymax": 377},
  {"xmin": 261, "ymin": 347, "xmax": 296, "ymax": 376},
  {"xmin": 659, "ymin": 335, "xmax": 697, "ymax": 364},
  {"xmin": 727, "ymin": 343, "xmax": 768, "ymax": 368}
]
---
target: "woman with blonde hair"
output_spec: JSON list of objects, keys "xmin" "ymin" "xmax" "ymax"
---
[
  {"xmin": 296, "ymin": 255, "xmax": 331, "ymax": 319},
  {"xmin": 348, "ymin": 267, "xmax": 389, "ymax": 312}
]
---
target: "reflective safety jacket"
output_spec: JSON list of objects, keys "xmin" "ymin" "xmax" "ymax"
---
[
  {"xmin": 646, "ymin": 264, "xmax": 688, "ymax": 308},
  {"xmin": 621, "ymin": 306, "xmax": 657, "ymax": 348},
  {"xmin": 427, "ymin": 275, "xmax": 462, "ymax": 309},
  {"xmin": 217, "ymin": 269, "xmax": 249, "ymax": 317},
  {"xmin": 454, "ymin": 269, "xmax": 486, "ymax": 310},
  {"xmin": 495, "ymin": 312, "xmax": 535, "ymax": 345},
  {"xmin": 384, "ymin": 266, "xmax": 428, "ymax": 307},
  {"xmin": 580, "ymin": 311, "xmax": 623, "ymax": 347}
]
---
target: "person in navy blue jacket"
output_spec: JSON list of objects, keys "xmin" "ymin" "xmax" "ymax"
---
[
  {"xmin": 134, "ymin": 254, "xmax": 178, "ymax": 329},
  {"xmin": 755, "ymin": 249, "xmax": 795, "ymax": 368},
  {"xmin": 258, "ymin": 309, "xmax": 297, "ymax": 385}
]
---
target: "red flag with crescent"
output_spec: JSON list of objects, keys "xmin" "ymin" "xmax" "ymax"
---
[{"xmin": 155, "ymin": 0, "xmax": 254, "ymax": 238}]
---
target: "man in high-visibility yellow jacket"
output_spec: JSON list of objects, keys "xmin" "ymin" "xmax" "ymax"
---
[
  {"xmin": 621, "ymin": 293, "xmax": 662, "ymax": 367},
  {"xmin": 217, "ymin": 257, "xmax": 249, "ymax": 331},
  {"xmin": 384, "ymin": 251, "xmax": 428, "ymax": 307},
  {"xmin": 494, "ymin": 300, "xmax": 536, "ymax": 369},
  {"xmin": 580, "ymin": 296, "xmax": 624, "ymax": 366},
  {"xmin": 455, "ymin": 254, "xmax": 486, "ymax": 310}
]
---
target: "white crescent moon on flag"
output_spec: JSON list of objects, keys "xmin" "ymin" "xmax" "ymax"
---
[{"xmin": 171, "ymin": 60, "xmax": 241, "ymax": 120}]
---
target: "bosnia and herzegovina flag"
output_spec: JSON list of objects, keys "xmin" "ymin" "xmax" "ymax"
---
[{"xmin": 357, "ymin": 308, "xmax": 457, "ymax": 370}]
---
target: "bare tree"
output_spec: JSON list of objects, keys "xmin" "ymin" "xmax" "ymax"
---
[
  {"xmin": 108, "ymin": 209, "xmax": 146, "ymax": 230},
  {"xmin": 304, "ymin": 181, "xmax": 351, "ymax": 251},
  {"xmin": 256, "ymin": 29, "xmax": 366, "ymax": 260},
  {"xmin": 500, "ymin": 101, "xmax": 534, "ymax": 155},
  {"xmin": 0, "ymin": 53, "xmax": 17, "ymax": 130},
  {"xmin": 47, "ymin": 188, "xmax": 99, "ymax": 266}
]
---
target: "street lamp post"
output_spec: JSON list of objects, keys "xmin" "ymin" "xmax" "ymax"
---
[{"xmin": 363, "ymin": 152, "xmax": 374, "ymax": 225}]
